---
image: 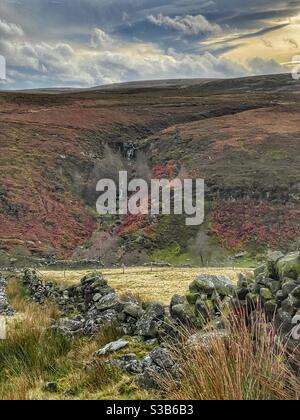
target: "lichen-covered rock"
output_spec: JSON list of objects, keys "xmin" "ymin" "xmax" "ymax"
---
[
  {"xmin": 275, "ymin": 309, "xmax": 294, "ymax": 335},
  {"xmin": 190, "ymin": 277, "xmax": 214, "ymax": 295},
  {"xmin": 275, "ymin": 290, "xmax": 285, "ymax": 304},
  {"xmin": 185, "ymin": 292, "xmax": 200, "ymax": 305},
  {"xmin": 264, "ymin": 300, "xmax": 277, "ymax": 318},
  {"xmin": 20, "ymin": 250, "xmax": 300, "ymax": 390},
  {"xmin": 260, "ymin": 288, "xmax": 273, "ymax": 301},
  {"xmin": 149, "ymin": 347, "xmax": 175, "ymax": 370},
  {"xmin": 95, "ymin": 293, "xmax": 122, "ymax": 312},
  {"xmin": 80, "ymin": 272, "xmax": 108, "ymax": 288},
  {"xmin": 291, "ymin": 285, "xmax": 300, "ymax": 299},
  {"xmin": 282, "ymin": 279, "xmax": 298, "ymax": 298},
  {"xmin": 123, "ymin": 302, "xmax": 143, "ymax": 319},
  {"xmin": 190, "ymin": 275, "xmax": 234, "ymax": 296},
  {"xmin": 266, "ymin": 279, "xmax": 281, "ymax": 295},
  {"xmin": 246, "ymin": 292, "xmax": 259, "ymax": 305},
  {"xmin": 277, "ymin": 253, "xmax": 300, "ymax": 280},
  {"xmin": 111, "ymin": 354, "xmax": 143, "ymax": 374},
  {"xmin": 23, "ymin": 269, "xmax": 128, "ymax": 337},
  {"xmin": 23, "ymin": 269, "xmax": 56, "ymax": 304},
  {"xmin": 281, "ymin": 296, "xmax": 297, "ymax": 315},
  {"xmin": 187, "ymin": 330, "xmax": 228, "ymax": 351},
  {"xmin": 95, "ymin": 339, "xmax": 129, "ymax": 356},
  {"xmin": 195, "ymin": 299, "xmax": 214, "ymax": 321},
  {"xmin": 235, "ymin": 288, "xmax": 249, "ymax": 300},
  {"xmin": 171, "ymin": 303, "xmax": 198, "ymax": 326},
  {"xmin": 237, "ymin": 272, "xmax": 253, "ymax": 289},
  {"xmin": 267, "ymin": 250, "xmax": 284, "ymax": 278},
  {"xmin": 290, "ymin": 297, "xmax": 300, "ymax": 311},
  {"xmin": 93, "ymin": 293, "xmax": 102, "ymax": 302},
  {"xmin": 135, "ymin": 302, "xmax": 165, "ymax": 338},
  {"xmin": 111, "ymin": 345, "xmax": 178, "ymax": 391},
  {"xmin": 136, "ymin": 367, "xmax": 161, "ymax": 390},
  {"xmin": 135, "ymin": 346, "xmax": 177, "ymax": 390},
  {"xmin": 170, "ymin": 294, "xmax": 187, "ymax": 307},
  {"xmin": 254, "ymin": 264, "xmax": 269, "ymax": 280},
  {"xmin": 55, "ymin": 317, "xmax": 84, "ymax": 336}
]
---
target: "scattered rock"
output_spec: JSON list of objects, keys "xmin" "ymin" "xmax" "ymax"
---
[
  {"xmin": 95, "ymin": 339, "xmax": 129, "ymax": 356},
  {"xmin": 149, "ymin": 347, "xmax": 175, "ymax": 370},
  {"xmin": 112, "ymin": 354, "xmax": 143, "ymax": 374},
  {"xmin": 55, "ymin": 317, "xmax": 84, "ymax": 336},
  {"xmin": 135, "ymin": 347, "xmax": 177, "ymax": 390},
  {"xmin": 42, "ymin": 382, "xmax": 58, "ymax": 393}
]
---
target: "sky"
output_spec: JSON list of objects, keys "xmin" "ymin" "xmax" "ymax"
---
[{"xmin": 0, "ymin": 0, "xmax": 299, "ymax": 89}]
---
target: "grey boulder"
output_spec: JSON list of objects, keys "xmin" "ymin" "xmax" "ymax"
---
[{"xmin": 95, "ymin": 339, "xmax": 129, "ymax": 356}]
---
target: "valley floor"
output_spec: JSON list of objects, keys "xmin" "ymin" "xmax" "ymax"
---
[{"xmin": 40, "ymin": 266, "xmax": 252, "ymax": 304}]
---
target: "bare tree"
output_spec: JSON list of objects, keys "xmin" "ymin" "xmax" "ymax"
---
[{"xmin": 189, "ymin": 231, "xmax": 213, "ymax": 266}]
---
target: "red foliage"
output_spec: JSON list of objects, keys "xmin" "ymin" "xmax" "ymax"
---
[
  {"xmin": 0, "ymin": 116, "xmax": 101, "ymax": 258},
  {"xmin": 117, "ymin": 214, "xmax": 147, "ymax": 235},
  {"xmin": 151, "ymin": 161, "xmax": 176, "ymax": 179},
  {"xmin": 210, "ymin": 200, "xmax": 300, "ymax": 250},
  {"xmin": 0, "ymin": 177, "xmax": 96, "ymax": 258},
  {"xmin": 143, "ymin": 224, "xmax": 156, "ymax": 239}
]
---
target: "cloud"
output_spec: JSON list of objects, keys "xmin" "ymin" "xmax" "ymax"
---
[
  {"xmin": 0, "ymin": 20, "xmax": 287, "ymax": 90},
  {"xmin": 91, "ymin": 49, "xmax": 242, "ymax": 81},
  {"xmin": 147, "ymin": 13, "xmax": 222, "ymax": 35},
  {"xmin": 246, "ymin": 57, "xmax": 285, "ymax": 75},
  {"xmin": 0, "ymin": 18, "xmax": 24, "ymax": 38},
  {"xmin": 285, "ymin": 38, "xmax": 299, "ymax": 49},
  {"xmin": 91, "ymin": 28, "xmax": 115, "ymax": 49},
  {"xmin": 0, "ymin": 0, "xmax": 294, "ymax": 89}
]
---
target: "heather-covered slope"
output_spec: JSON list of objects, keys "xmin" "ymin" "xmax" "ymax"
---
[
  {"xmin": 144, "ymin": 106, "xmax": 300, "ymax": 251},
  {"xmin": 0, "ymin": 74, "xmax": 300, "ymax": 264}
]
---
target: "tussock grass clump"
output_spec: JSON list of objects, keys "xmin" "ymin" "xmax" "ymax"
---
[
  {"xmin": 2, "ymin": 278, "xmax": 69, "ymax": 375},
  {"xmin": 0, "ymin": 279, "xmax": 129, "ymax": 400},
  {"xmin": 0, "ymin": 279, "xmax": 72, "ymax": 399},
  {"xmin": 161, "ymin": 311, "xmax": 300, "ymax": 401}
]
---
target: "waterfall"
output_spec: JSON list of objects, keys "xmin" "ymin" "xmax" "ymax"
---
[{"xmin": 123, "ymin": 143, "xmax": 137, "ymax": 160}]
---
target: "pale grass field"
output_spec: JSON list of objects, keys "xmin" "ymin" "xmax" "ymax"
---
[{"xmin": 40, "ymin": 267, "xmax": 253, "ymax": 304}]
